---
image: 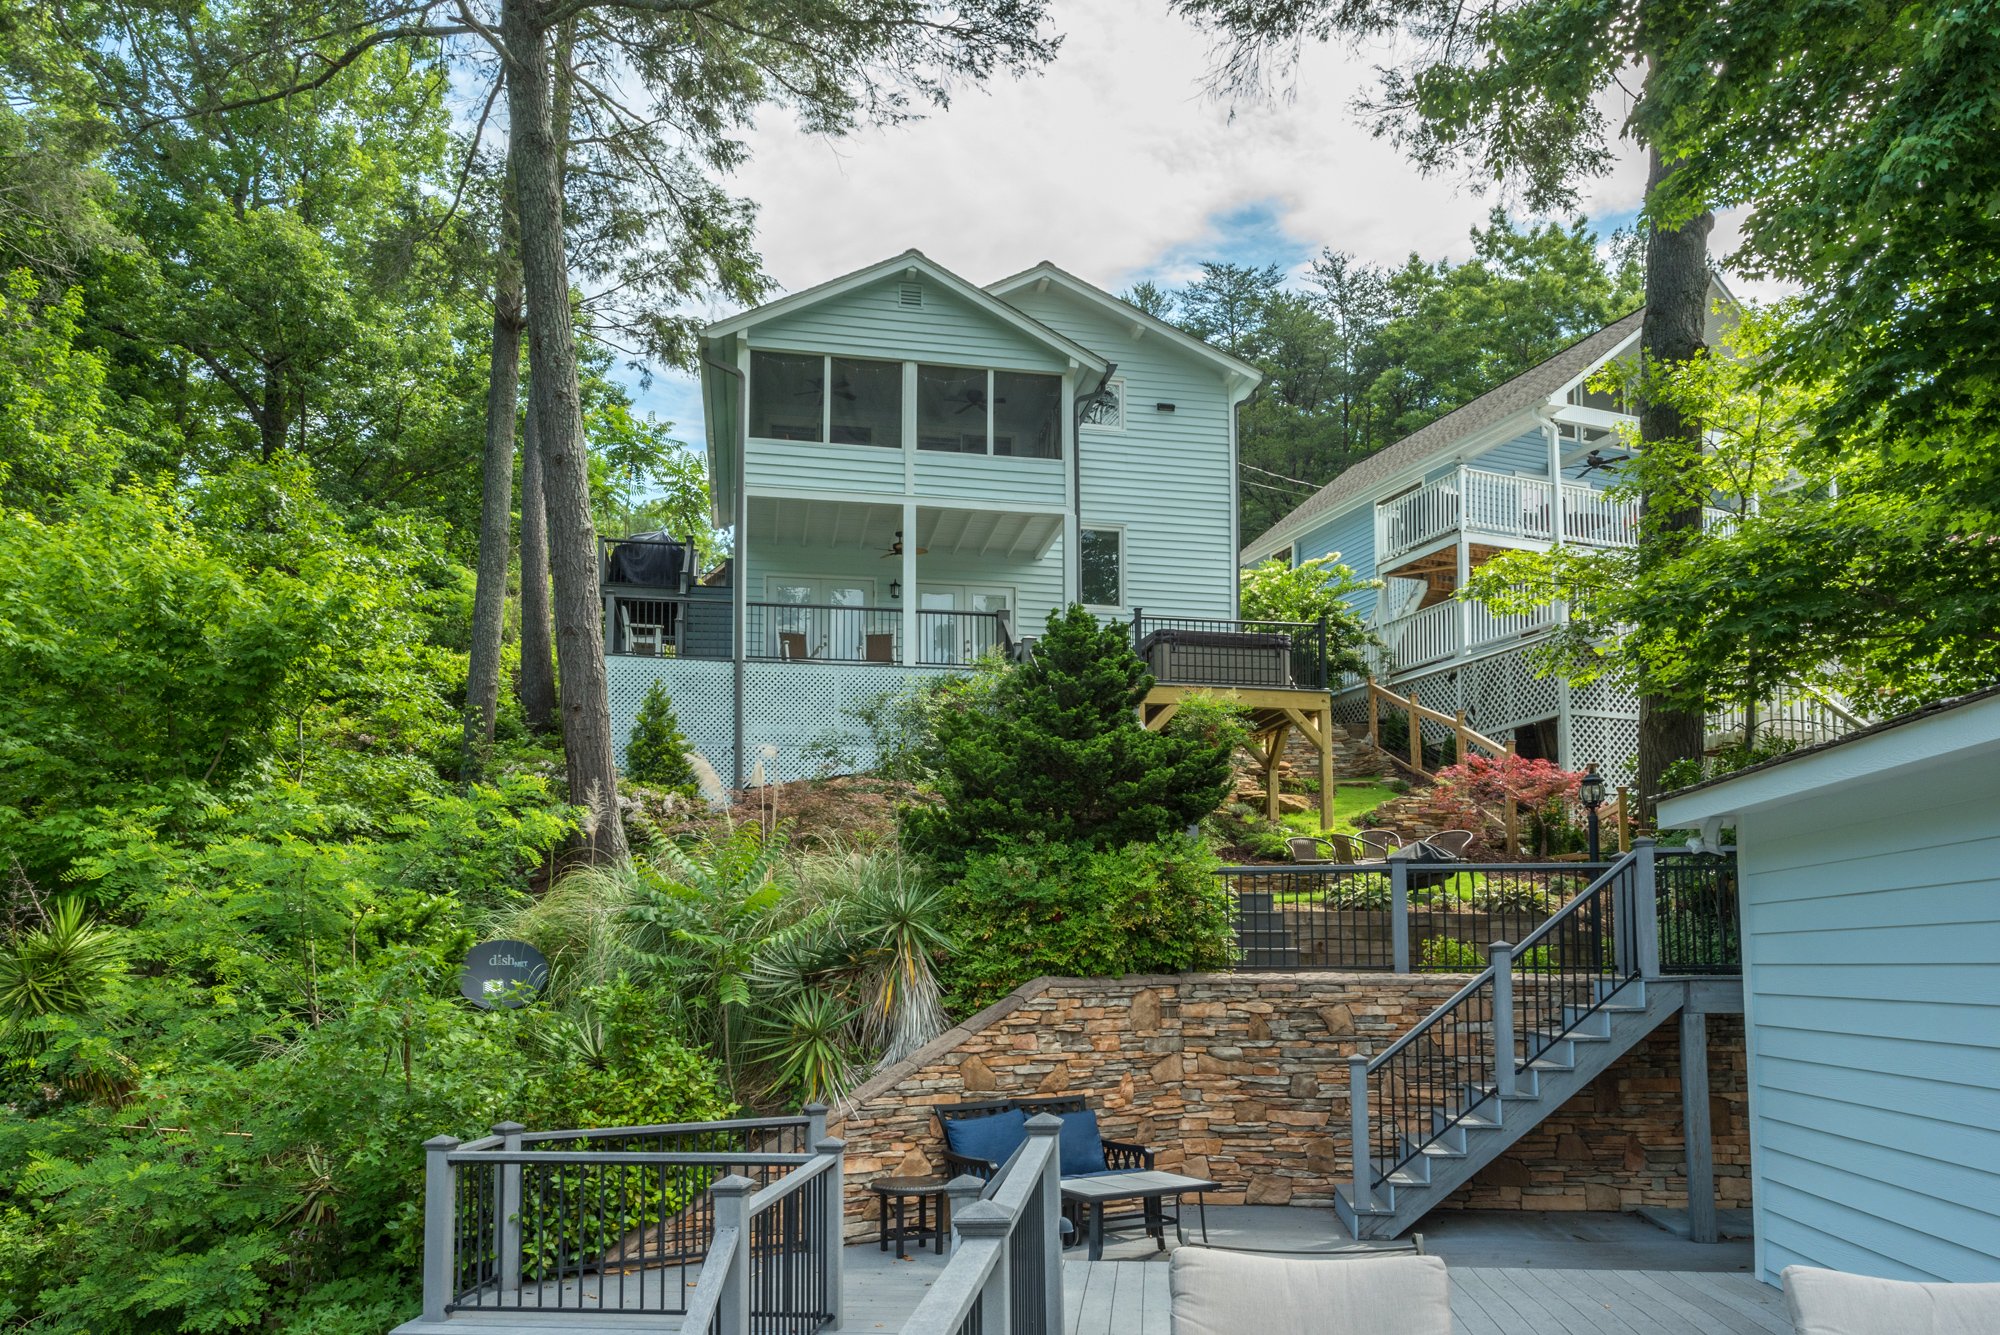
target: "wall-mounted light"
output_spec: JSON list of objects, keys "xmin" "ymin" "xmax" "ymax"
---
[
  {"xmin": 889, "ymin": 579, "xmax": 902, "ymax": 600},
  {"xmin": 1155, "ymin": 402, "xmax": 1177, "ymax": 413}
]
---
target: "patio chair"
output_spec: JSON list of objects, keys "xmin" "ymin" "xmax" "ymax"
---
[
  {"xmin": 1354, "ymin": 830, "xmax": 1403, "ymax": 859},
  {"xmin": 864, "ymin": 632, "xmax": 896, "ymax": 664},
  {"xmin": 778, "ymin": 631, "xmax": 809, "ymax": 661},
  {"xmin": 1426, "ymin": 829, "xmax": 1474, "ymax": 858},
  {"xmin": 936, "ymin": 1096, "xmax": 1164, "ymax": 1249},
  {"xmin": 617, "ymin": 603, "xmax": 665, "ymax": 656},
  {"xmin": 1782, "ymin": 1265, "xmax": 2000, "ymax": 1334},
  {"xmin": 1169, "ymin": 1248, "xmax": 1452, "ymax": 1335}
]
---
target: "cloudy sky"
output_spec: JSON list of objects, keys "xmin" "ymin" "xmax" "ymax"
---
[{"xmin": 622, "ymin": 0, "xmax": 1753, "ymax": 442}]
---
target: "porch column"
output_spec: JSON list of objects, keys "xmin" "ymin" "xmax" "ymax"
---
[
  {"xmin": 900, "ymin": 501, "xmax": 918, "ymax": 667},
  {"xmin": 1544, "ymin": 417, "xmax": 1566, "ymax": 546},
  {"xmin": 1681, "ymin": 1008, "xmax": 1719, "ymax": 1243},
  {"xmin": 1455, "ymin": 529, "xmax": 1471, "ymax": 659}
]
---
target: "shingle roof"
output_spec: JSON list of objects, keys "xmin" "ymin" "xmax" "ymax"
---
[{"xmin": 1240, "ymin": 308, "xmax": 1645, "ymax": 560}]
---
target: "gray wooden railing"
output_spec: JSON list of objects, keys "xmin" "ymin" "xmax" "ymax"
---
[
  {"xmin": 417, "ymin": 1107, "xmax": 840, "ymax": 1330},
  {"xmin": 899, "ymin": 1114, "xmax": 1066, "ymax": 1335}
]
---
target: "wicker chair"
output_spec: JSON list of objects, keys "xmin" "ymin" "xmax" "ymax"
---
[
  {"xmin": 1426, "ymin": 830, "xmax": 1474, "ymax": 858},
  {"xmin": 1354, "ymin": 830, "xmax": 1403, "ymax": 859}
]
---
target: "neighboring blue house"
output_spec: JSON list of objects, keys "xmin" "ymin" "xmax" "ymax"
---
[
  {"xmin": 602, "ymin": 251, "xmax": 1265, "ymax": 787},
  {"xmin": 1658, "ymin": 686, "xmax": 2000, "ymax": 1286},
  {"xmin": 1236, "ymin": 282, "xmax": 1858, "ymax": 778}
]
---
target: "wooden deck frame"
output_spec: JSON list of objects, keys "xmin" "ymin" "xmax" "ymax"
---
[{"xmin": 1139, "ymin": 685, "xmax": 1334, "ymax": 829}]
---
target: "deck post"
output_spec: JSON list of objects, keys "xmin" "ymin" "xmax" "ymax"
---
[
  {"xmin": 956, "ymin": 1201, "xmax": 1012, "ymax": 1332},
  {"xmin": 944, "ymin": 1174, "xmax": 984, "ymax": 1254},
  {"xmin": 421, "ymin": 1135, "xmax": 460, "ymax": 1323},
  {"xmin": 1454, "ymin": 710, "xmax": 1469, "ymax": 764},
  {"xmin": 1026, "ymin": 1114, "xmax": 1065, "ymax": 1334},
  {"xmin": 805, "ymin": 1102, "xmax": 828, "ymax": 1147},
  {"xmin": 1408, "ymin": 686, "xmax": 1423, "ymax": 773},
  {"xmin": 1390, "ymin": 859, "xmax": 1412, "ymax": 974},
  {"xmin": 1633, "ymin": 837, "xmax": 1661, "ymax": 977},
  {"xmin": 1488, "ymin": 943, "xmax": 1516, "ymax": 1099},
  {"xmin": 1616, "ymin": 786, "xmax": 1632, "ymax": 853},
  {"xmin": 1367, "ymin": 679, "xmax": 1380, "ymax": 749},
  {"xmin": 1504, "ymin": 798, "xmax": 1520, "ymax": 858},
  {"xmin": 492, "ymin": 1122, "xmax": 525, "ymax": 1295},
  {"xmin": 816, "ymin": 1138, "xmax": 847, "ymax": 1328},
  {"xmin": 1680, "ymin": 1009, "xmax": 1718, "ymax": 1244},
  {"xmin": 711, "ymin": 1175, "xmax": 754, "ymax": 1335},
  {"xmin": 1348, "ymin": 1054, "xmax": 1373, "ymax": 1212},
  {"xmin": 1263, "ymin": 728, "xmax": 1283, "ymax": 822},
  {"xmin": 1318, "ymin": 704, "xmax": 1336, "ymax": 831}
]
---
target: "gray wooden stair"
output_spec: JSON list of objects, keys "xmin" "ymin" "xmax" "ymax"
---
[{"xmin": 1335, "ymin": 976, "xmax": 1684, "ymax": 1240}]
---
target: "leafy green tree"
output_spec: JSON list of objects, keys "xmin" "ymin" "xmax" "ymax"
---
[
  {"xmin": 0, "ymin": 272, "xmax": 131, "ymax": 514},
  {"xmin": 906, "ymin": 606, "xmax": 1236, "ymax": 862},
  {"xmin": 622, "ymin": 681, "xmax": 699, "ymax": 795},
  {"xmin": 1239, "ymin": 552, "xmax": 1379, "ymax": 674}
]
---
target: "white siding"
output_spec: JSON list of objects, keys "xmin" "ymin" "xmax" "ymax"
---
[
  {"xmin": 746, "ymin": 437, "xmax": 903, "ymax": 496},
  {"xmin": 1736, "ymin": 749, "xmax": 2000, "ymax": 1285},
  {"xmin": 750, "ymin": 273, "xmax": 1069, "ymax": 372},
  {"xmin": 999, "ymin": 287, "xmax": 1239, "ymax": 619}
]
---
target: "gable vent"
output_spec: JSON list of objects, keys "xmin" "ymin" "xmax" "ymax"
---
[{"xmin": 898, "ymin": 281, "xmax": 924, "ymax": 308}]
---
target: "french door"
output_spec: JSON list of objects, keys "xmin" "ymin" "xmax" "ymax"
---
[
  {"xmin": 764, "ymin": 577, "xmax": 876, "ymax": 661},
  {"xmin": 916, "ymin": 584, "xmax": 1014, "ymax": 665}
]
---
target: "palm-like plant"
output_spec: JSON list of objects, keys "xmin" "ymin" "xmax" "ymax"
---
[{"xmin": 0, "ymin": 898, "xmax": 124, "ymax": 1042}]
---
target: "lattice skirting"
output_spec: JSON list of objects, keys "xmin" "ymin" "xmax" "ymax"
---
[{"xmin": 605, "ymin": 656, "xmax": 953, "ymax": 789}]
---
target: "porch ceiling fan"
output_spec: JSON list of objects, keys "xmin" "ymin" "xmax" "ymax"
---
[
  {"xmin": 881, "ymin": 530, "xmax": 929, "ymax": 559},
  {"xmin": 795, "ymin": 376, "xmax": 856, "ymax": 401},
  {"xmin": 1572, "ymin": 448, "xmax": 1631, "ymax": 477}
]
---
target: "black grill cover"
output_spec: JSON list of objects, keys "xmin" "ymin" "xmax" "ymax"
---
[{"xmin": 608, "ymin": 532, "xmax": 687, "ymax": 589}]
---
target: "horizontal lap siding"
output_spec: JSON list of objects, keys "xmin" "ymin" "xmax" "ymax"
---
[
  {"xmin": 751, "ymin": 275, "xmax": 1070, "ymax": 371},
  {"xmin": 746, "ymin": 438, "xmax": 903, "ymax": 495},
  {"xmin": 1475, "ymin": 429, "xmax": 1552, "ymax": 477},
  {"xmin": 913, "ymin": 453, "xmax": 1065, "ymax": 507},
  {"xmin": 1001, "ymin": 288, "xmax": 1236, "ymax": 620},
  {"xmin": 1292, "ymin": 508, "xmax": 1378, "ymax": 623},
  {"xmin": 1739, "ymin": 757, "xmax": 2000, "ymax": 1285}
]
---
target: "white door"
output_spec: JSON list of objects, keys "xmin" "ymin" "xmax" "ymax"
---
[
  {"xmin": 917, "ymin": 584, "xmax": 1014, "ymax": 664},
  {"xmin": 765, "ymin": 577, "xmax": 875, "ymax": 660}
]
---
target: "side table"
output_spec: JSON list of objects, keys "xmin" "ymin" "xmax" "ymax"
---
[{"xmin": 869, "ymin": 1176, "xmax": 950, "ymax": 1259}]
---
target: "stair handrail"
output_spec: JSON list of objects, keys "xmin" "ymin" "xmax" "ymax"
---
[{"xmin": 1352, "ymin": 846, "xmax": 1649, "ymax": 1199}]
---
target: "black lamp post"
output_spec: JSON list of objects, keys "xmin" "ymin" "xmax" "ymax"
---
[{"xmin": 1579, "ymin": 764, "xmax": 1608, "ymax": 862}]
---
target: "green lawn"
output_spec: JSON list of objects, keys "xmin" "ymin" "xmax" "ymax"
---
[{"xmin": 1278, "ymin": 781, "xmax": 1400, "ymax": 837}]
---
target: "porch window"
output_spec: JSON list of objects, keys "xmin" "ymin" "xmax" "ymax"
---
[
  {"xmin": 917, "ymin": 365, "xmax": 988, "ymax": 453},
  {"xmin": 829, "ymin": 357, "xmax": 901, "ymax": 448},
  {"xmin": 992, "ymin": 371, "xmax": 1062, "ymax": 458},
  {"xmin": 1080, "ymin": 527, "xmax": 1123, "ymax": 607},
  {"xmin": 748, "ymin": 351, "xmax": 825, "ymax": 441}
]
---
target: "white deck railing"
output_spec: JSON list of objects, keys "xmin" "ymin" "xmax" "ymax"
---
[
  {"xmin": 1378, "ymin": 477, "xmax": 1462, "ymax": 560},
  {"xmin": 1462, "ymin": 470, "xmax": 1555, "ymax": 541},
  {"xmin": 1560, "ymin": 482, "xmax": 1640, "ymax": 547},
  {"xmin": 1377, "ymin": 467, "xmax": 1743, "ymax": 564},
  {"xmin": 1465, "ymin": 598, "xmax": 1560, "ymax": 649},
  {"xmin": 1380, "ymin": 600, "xmax": 1460, "ymax": 671}
]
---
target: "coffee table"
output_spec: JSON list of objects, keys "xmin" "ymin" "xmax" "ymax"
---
[{"xmin": 1060, "ymin": 1170, "xmax": 1220, "ymax": 1260}]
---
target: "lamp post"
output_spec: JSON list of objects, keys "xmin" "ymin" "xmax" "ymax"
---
[{"xmin": 1579, "ymin": 764, "xmax": 1608, "ymax": 862}]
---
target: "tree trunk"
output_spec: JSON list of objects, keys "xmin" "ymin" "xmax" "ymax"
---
[
  {"xmin": 517, "ymin": 383, "xmax": 557, "ymax": 732},
  {"xmin": 503, "ymin": 0, "xmax": 627, "ymax": 862},
  {"xmin": 461, "ymin": 158, "xmax": 525, "ymax": 782},
  {"xmin": 1634, "ymin": 141, "xmax": 1714, "ymax": 818}
]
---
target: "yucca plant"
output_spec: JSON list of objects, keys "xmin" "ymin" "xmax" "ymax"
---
[
  {"xmin": 748, "ymin": 991, "xmax": 860, "ymax": 1106},
  {"xmin": 0, "ymin": 898, "xmax": 125, "ymax": 1043}
]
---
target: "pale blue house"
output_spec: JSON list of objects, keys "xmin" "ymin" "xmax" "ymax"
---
[
  {"xmin": 1235, "ymin": 282, "xmax": 1861, "ymax": 777},
  {"xmin": 1658, "ymin": 686, "xmax": 2000, "ymax": 1286},
  {"xmin": 602, "ymin": 251, "xmax": 1265, "ymax": 787}
]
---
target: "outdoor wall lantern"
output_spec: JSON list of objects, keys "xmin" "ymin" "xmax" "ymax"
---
[
  {"xmin": 1579, "ymin": 764, "xmax": 1608, "ymax": 861},
  {"xmin": 889, "ymin": 579, "xmax": 901, "ymax": 599}
]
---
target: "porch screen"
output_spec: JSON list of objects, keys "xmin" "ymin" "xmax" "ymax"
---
[
  {"xmin": 749, "ymin": 351, "xmax": 824, "ymax": 441},
  {"xmin": 830, "ymin": 357, "xmax": 901, "ymax": 448},
  {"xmin": 917, "ymin": 366, "xmax": 988, "ymax": 452},
  {"xmin": 992, "ymin": 371, "xmax": 1061, "ymax": 458}
]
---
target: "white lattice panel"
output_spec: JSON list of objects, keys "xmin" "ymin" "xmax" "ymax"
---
[
  {"xmin": 1568, "ymin": 712, "xmax": 1642, "ymax": 780},
  {"xmin": 1460, "ymin": 649, "xmax": 1561, "ymax": 735},
  {"xmin": 606, "ymin": 656, "xmax": 953, "ymax": 791}
]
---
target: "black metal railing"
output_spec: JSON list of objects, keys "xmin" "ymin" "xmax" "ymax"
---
[
  {"xmin": 1655, "ymin": 849, "xmax": 1741, "ymax": 976},
  {"xmin": 1510, "ymin": 858, "xmax": 1636, "ymax": 1074},
  {"xmin": 1221, "ymin": 863, "xmax": 1610, "ymax": 972},
  {"xmin": 743, "ymin": 1158, "xmax": 836, "ymax": 1335},
  {"xmin": 429, "ymin": 1113, "xmax": 827, "ymax": 1322},
  {"xmin": 900, "ymin": 1116, "xmax": 1062, "ymax": 1335},
  {"xmin": 747, "ymin": 602, "xmax": 906, "ymax": 665},
  {"xmin": 1365, "ymin": 972, "xmax": 1497, "ymax": 1185},
  {"xmin": 1132, "ymin": 611, "xmax": 1330, "ymax": 690}
]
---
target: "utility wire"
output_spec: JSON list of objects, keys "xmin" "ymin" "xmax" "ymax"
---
[{"xmin": 1241, "ymin": 461, "xmax": 1321, "ymax": 489}]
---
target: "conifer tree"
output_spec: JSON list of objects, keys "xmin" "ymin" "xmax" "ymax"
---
[
  {"xmin": 623, "ymin": 681, "xmax": 698, "ymax": 795},
  {"xmin": 907, "ymin": 606, "xmax": 1234, "ymax": 861}
]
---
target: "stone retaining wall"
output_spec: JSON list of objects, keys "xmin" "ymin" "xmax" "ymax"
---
[{"xmin": 827, "ymin": 973, "xmax": 1747, "ymax": 1241}]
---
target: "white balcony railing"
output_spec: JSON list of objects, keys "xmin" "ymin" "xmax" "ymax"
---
[
  {"xmin": 1560, "ymin": 482, "xmax": 1640, "ymax": 547},
  {"xmin": 1463, "ymin": 470, "xmax": 1554, "ymax": 541},
  {"xmin": 1466, "ymin": 598, "xmax": 1560, "ymax": 649},
  {"xmin": 1380, "ymin": 600, "xmax": 1460, "ymax": 671},
  {"xmin": 1377, "ymin": 477, "xmax": 1461, "ymax": 560}
]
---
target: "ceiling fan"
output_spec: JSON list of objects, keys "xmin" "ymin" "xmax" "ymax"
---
[
  {"xmin": 1573, "ymin": 448, "xmax": 1632, "ymax": 477},
  {"xmin": 947, "ymin": 386, "xmax": 988, "ymax": 415},
  {"xmin": 795, "ymin": 376, "xmax": 856, "ymax": 402},
  {"xmin": 881, "ymin": 530, "xmax": 929, "ymax": 559}
]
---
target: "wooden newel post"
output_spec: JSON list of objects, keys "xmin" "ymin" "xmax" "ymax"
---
[
  {"xmin": 1488, "ymin": 942, "xmax": 1516, "ymax": 1098},
  {"xmin": 1454, "ymin": 710, "xmax": 1469, "ymax": 764},
  {"xmin": 1408, "ymin": 686, "xmax": 1423, "ymax": 773},
  {"xmin": 711, "ymin": 1175, "xmax": 755, "ymax": 1335},
  {"xmin": 1504, "ymin": 798, "xmax": 1520, "ymax": 858},
  {"xmin": 421, "ymin": 1135, "xmax": 461, "ymax": 1323},
  {"xmin": 1615, "ymin": 786, "xmax": 1632, "ymax": 853},
  {"xmin": 1348, "ymin": 1053, "xmax": 1373, "ymax": 1212},
  {"xmin": 1367, "ymin": 679, "xmax": 1380, "ymax": 749}
]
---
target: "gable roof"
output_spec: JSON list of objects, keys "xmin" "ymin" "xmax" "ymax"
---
[
  {"xmin": 1241, "ymin": 308, "xmax": 1646, "ymax": 559},
  {"xmin": 701, "ymin": 249, "xmax": 1107, "ymax": 373},
  {"xmin": 986, "ymin": 261, "xmax": 1265, "ymax": 387}
]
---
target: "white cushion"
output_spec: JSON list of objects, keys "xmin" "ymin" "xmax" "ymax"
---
[
  {"xmin": 1784, "ymin": 1265, "xmax": 2000, "ymax": 1335},
  {"xmin": 1169, "ymin": 1248, "xmax": 1451, "ymax": 1335}
]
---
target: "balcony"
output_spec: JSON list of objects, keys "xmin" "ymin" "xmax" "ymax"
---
[
  {"xmin": 1375, "ymin": 596, "xmax": 1563, "ymax": 672},
  {"xmin": 605, "ymin": 593, "xmax": 1010, "ymax": 669},
  {"xmin": 1377, "ymin": 467, "xmax": 1645, "ymax": 563}
]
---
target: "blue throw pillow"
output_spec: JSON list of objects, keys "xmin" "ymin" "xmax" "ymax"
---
[
  {"xmin": 1057, "ymin": 1109, "xmax": 1108, "ymax": 1176},
  {"xmin": 943, "ymin": 1108, "xmax": 1029, "ymax": 1168}
]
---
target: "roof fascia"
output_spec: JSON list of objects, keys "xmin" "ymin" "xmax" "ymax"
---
[{"xmin": 988, "ymin": 263, "xmax": 1262, "ymax": 384}]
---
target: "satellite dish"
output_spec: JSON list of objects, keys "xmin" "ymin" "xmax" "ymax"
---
[{"xmin": 460, "ymin": 939, "xmax": 549, "ymax": 1010}]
